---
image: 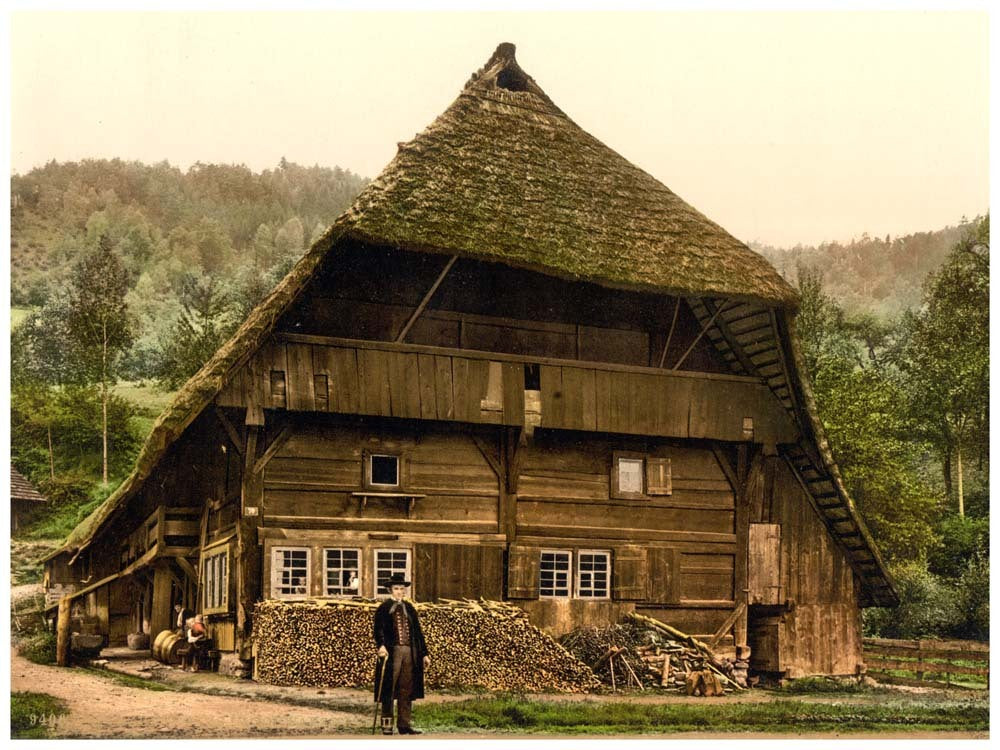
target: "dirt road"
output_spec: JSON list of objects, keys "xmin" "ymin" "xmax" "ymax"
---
[{"xmin": 10, "ymin": 649, "xmax": 364, "ymax": 739}]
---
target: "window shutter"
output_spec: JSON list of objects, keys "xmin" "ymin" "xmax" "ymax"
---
[
  {"xmin": 612, "ymin": 545, "xmax": 647, "ymax": 601},
  {"xmin": 646, "ymin": 457, "xmax": 672, "ymax": 495},
  {"xmin": 507, "ymin": 545, "xmax": 540, "ymax": 599}
]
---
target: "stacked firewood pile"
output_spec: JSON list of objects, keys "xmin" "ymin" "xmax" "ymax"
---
[
  {"xmin": 559, "ymin": 612, "xmax": 747, "ymax": 693},
  {"xmin": 253, "ymin": 597, "xmax": 599, "ymax": 693}
]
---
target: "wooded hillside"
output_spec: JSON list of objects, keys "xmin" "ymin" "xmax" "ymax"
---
[{"xmin": 754, "ymin": 221, "xmax": 978, "ymax": 316}]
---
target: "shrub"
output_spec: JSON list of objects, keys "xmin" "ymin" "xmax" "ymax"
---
[
  {"xmin": 19, "ymin": 629, "xmax": 57, "ymax": 666},
  {"xmin": 863, "ymin": 561, "xmax": 962, "ymax": 639},
  {"xmin": 953, "ymin": 552, "xmax": 989, "ymax": 640},
  {"xmin": 929, "ymin": 515, "xmax": 989, "ymax": 579}
]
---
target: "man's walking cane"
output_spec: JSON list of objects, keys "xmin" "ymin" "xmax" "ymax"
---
[{"xmin": 372, "ymin": 653, "xmax": 388, "ymax": 735}]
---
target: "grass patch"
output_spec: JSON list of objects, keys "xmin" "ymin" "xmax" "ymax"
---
[
  {"xmin": 113, "ymin": 381, "xmax": 177, "ymax": 415},
  {"xmin": 11, "ymin": 306, "xmax": 34, "ymax": 329},
  {"xmin": 22, "ymin": 482, "xmax": 119, "ymax": 541},
  {"xmin": 778, "ymin": 676, "xmax": 884, "ymax": 694},
  {"xmin": 80, "ymin": 667, "xmax": 178, "ymax": 692},
  {"xmin": 11, "ymin": 691, "xmax": 68, "ymax": 738},
  {"xmin": 19, "ymin": 629, "xmax": 58, "ymax": 666},
  {"xmin": 411, "ymin": 696, "xmax": 989, "ymax": 734}
]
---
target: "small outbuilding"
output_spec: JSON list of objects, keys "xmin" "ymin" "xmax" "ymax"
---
[
  {"xmin": 11, "ymin": 465, "xmax": 46, "ymax": 533},
  {"xmin": 44, "ymin": 43, "xmax": 897, "ymax": 680}
]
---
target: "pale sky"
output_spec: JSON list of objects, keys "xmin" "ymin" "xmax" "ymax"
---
[{"xmin": 9, "ymin": 10, "xmax": 989, "ymax": 247}]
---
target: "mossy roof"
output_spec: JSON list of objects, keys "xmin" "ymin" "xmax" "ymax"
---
[
  {"xmin": 46, "ymin": 45, "xmax": 894, "ymax": 607},
  {"xmin": 342, "ymin": 43, "xmax": 798, "ymax": 308}
]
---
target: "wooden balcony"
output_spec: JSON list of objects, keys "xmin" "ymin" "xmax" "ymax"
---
[
  {"xmin": 119, "ymin": 505, "xmax": 200, "ymax": 572},
  {"xmin": 215, "ymin": 334, "xmax": 799, "ymax": 445}
]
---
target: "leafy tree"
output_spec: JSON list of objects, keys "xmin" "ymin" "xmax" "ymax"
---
[
  {"xmin": 893, "ymin": 217, "xmax": 989, "ymax": 515},
  {"xmin": 795, "ymin": 267, "xmax": 938, "ymax": 561},
  {"xmin": 155, "ymin": 272, "xmax": 239, "ymax": 389},
  {"xmin": 64, "ymin": 235, "xmax": 134, "ymax": 484}
]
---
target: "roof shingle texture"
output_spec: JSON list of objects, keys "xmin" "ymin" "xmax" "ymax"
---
[
  {"xmin": 344, "ymin": 43, "xmax": 797, "ymax": 307},
  {"xmin": 11, "ymin": 465, "xmax": 46, "ymax": 503}
]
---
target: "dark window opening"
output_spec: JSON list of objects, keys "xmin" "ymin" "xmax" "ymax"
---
[
  {"xmin": 524, "ymin": 363, "xmax": 541, "ymax": 390},
  {"xmin": 371, "ymin": 454, "xmax": 400, "ymax": 486},
  {"xmin": 497, "ymin": 68, "xmax": 529, "ymax": 92}
]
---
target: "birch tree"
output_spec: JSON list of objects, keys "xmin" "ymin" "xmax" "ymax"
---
[{"xmin": 65, "ymin": 235, "xmax": 133, "ymax": 485}]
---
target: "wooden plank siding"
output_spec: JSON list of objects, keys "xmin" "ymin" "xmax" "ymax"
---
[
  {"xmin": 746, "ymin": 458, "xmax": 864, "ymax": 677},
  {"xmin": 216, "ymin": 336, "xmax": 797, "ymax": 446},
  {"xmin": 260, "ymin": 422, "xmax": 501, "ymax": 536}
]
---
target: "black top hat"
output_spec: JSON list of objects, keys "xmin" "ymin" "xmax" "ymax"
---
[{"xmin": 384, "ymin": 572, "xmax": 411, "ymax": 589}]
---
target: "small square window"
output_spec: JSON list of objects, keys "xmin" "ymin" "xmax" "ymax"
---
[
  {"xmin": 539, "ymin": 550, "xmax": 572, "ymax": 598},
  {"xmin": 370, "ymin": 454, "xmax": 399, "ymax": 487},
  {"xmin": 612, "ymin": 451, "xmax": 649, "ymax": 500}
]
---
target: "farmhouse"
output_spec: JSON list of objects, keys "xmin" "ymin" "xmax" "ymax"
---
[{"xmin": 44, "ymin": 43, "xmax": 897, "ymax": 679}]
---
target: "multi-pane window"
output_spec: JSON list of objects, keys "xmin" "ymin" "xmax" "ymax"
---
[
  {"xmin": 203, "ymin": 547, "xmax": 229, "ymax": 611},
  {"xmin": 272, "ymin": 547, "xmax": 310, "ymax": 598},
  {"xmin": 324, "ymin": 548, "xmax": 361, "ymax": 596},
  {"xmin": 375, "ymin": 549, "xmax": 411, "ymax": 597},
  {"xmin": 539, "ymin": 550, "xmax": 572, "ymax": 598},
  {"xmin": 576, "ymin": 550, "xmax": 611, "ymax": 599}
]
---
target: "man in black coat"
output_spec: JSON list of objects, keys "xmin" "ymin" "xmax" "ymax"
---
[{"xmin": 373, "ymin": 572, "xmax": 430, "ymax": 735}]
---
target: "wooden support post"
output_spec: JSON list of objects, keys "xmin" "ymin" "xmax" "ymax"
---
[
  {"xmin": 500, "ymin": 428, "xmax": 522, "ymax": 542},
  {"xmin": 733, "ymin": 444, "xmax": 755, "ymax": 656},
  {"xmin": 56, "ymin": 597, "xmax": 71, "ymax": 667},
  {"xmin": 214, "ymin": 406, "xmax": 244, "ymax": 457},
  {"xmin": 395, "ymin": 255, "xmax": 458, "ymax": 343},
  {"xmin": 671, "ymin": 300, "xmax": 726, "ymax": 371},
  {"xmin": 657, "ymin": 297, "xmax": 682, "ymax": 368},
  {"xmin": 236, "ymin": 419, "xmax": 265, "ymax": 660}
]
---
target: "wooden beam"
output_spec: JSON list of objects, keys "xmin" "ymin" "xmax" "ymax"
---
[
  {"xmin": 504, "ymin": 427, "xmax": 526, "ymax": 494},
  {"xmin": 700, "ymin": 299, "xmax": 760, "ymax": 377},
  {"xmin": 671, "ymin": 300, "xmax": 727, "ymax": 371},
  {"xmin": 769, "ymin": 309, "xmax": 801, "ymax": 413},
  {"xmin": 214, "ymin": 407, "xmax": 244, "ymax": 456},
  {"xmin": 470, "ymin": 434, "xmax": 502, "ymax": 480},
  {"xmin": 174, "ymin": 556, "xmax": 198, "ymax": 583},
  {"xmin": 252, "ymin": 424, "xmax": 293, "ymax": 475},
  {"xmin": 278, "ymin": 332, "xmax": 762, "ymax": 384},
  {"xmin": 707, "ymin": 601, "xmax": 746, "ymax": 651},
  {"xmin": 711, "ymin": 443, "xmax": 739, "ymax": 493},
  {"xmin": 657, "ymin": 297, "xmax": 682, "ymax": 368},
  {"xmin": 395, "ymin": 255, "xmax": 458, "ymax": 343}
]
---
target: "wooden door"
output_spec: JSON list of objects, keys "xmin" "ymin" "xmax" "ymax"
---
[{"xmin": 748, "ymin": 523, "xmax": 781, "ymax": 605}]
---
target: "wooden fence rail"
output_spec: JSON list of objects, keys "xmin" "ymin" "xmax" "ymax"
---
[{"xmin": 863, "ymin": 637, "xmax": 989, "ymax": 685}]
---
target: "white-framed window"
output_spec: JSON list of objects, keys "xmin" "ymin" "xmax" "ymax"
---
[
  {"xmin": 576, "ymin": 550, "xmax": 611, "ymax": 599},
  {"xmin": 374, "ymin": 548, "xmax": 411, "ymax": 598},
  {"xmin": 369, "ymin": 454, "xmax": 400, "ymax": 487},
  {"xmin": 202, "ymin": 544, "xmax": 230, "ymax": 613},
  {"xmin": 324, "ymin": 547, "xmax": 361, "ymax": 596},
  {"xmin": 539, "ymin": 549, "xmax": 572, "ymax": 598},
  {"xmin": 272, "ymin": 547, "xmax": 311, "ymax": 599},
  {"xmin": 612, "ymin": 451, "xmax": 645, "ymax": 499}
]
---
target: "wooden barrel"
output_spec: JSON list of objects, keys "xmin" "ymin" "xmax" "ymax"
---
[{"xmin": 152, "ymin": 629, "xmax": 181, "ymax": 663}]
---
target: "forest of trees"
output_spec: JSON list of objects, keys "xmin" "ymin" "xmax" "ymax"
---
[{"xmin": 8, "ymin": 159, "xmax": 989, "ymax": 640}]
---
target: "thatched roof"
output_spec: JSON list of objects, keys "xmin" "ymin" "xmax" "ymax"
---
[
  {"xmin": 11, "ymin": 465, "xmax": 46, "ymax": 504},
  {"xmin": 342, "ymin": 43, "xmax": 797, "ymax": 308},
  {"xmin": 45, "ymin": 44, "xmax": 894, "ymax": 607}
]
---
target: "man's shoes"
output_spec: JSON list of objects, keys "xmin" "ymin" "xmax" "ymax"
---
[
  {"xmin": 381, "ymin": 728, "xmax": 393, "ymax": 735},
  {"xmin": 398, "ymin": 727, "xmax": 422, "ymax": 735}
]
